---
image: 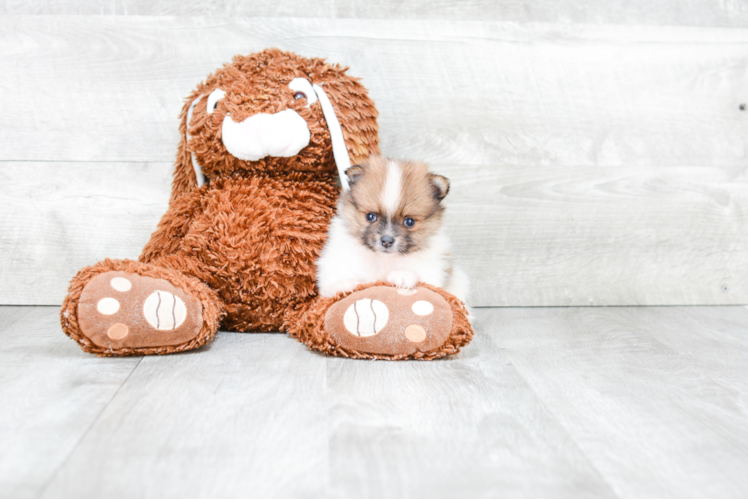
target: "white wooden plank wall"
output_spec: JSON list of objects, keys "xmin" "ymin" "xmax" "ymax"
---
[
  {"xmin": 0, "ymin": 7, "xmax": 747, "ymax": 306},
  {"xmin": 3, "ymin": 0, "xmax": 748, "ymax": 27}
]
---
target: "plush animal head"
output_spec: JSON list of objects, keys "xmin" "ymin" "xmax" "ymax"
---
[{"xmin": 170, "ymin": 49, "xmax": 380, "ymax": 202}]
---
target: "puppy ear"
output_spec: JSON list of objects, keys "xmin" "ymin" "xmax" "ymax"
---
[
  {"xmin": 345, "ymin": 165, "xmax": 365, "ymax": 186},
  {"xmin": 430, "ymin": 174, "xmax": 450, "ymax": 201}
]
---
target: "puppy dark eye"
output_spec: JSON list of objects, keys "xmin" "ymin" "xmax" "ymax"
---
[
  {"xmin": 366, "ymin": 213, "xmax": 377, "ymax": 222},
  {"xmin": 294, "ymin": 92, "xmax": 306, "ymax": 100},
  {"xmin": 404, "ymin": 217, "xmax": 415, "ymax": 227}
]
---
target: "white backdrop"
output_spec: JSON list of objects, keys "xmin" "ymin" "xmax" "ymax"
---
[{"xmin": 1, "ymin": 1, "xmax": 747, "ymax": 306}]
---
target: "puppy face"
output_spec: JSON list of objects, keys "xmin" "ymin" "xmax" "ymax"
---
[{"xmin": 339, "ymin": 156, "xmax": 450, "ymax": 255}]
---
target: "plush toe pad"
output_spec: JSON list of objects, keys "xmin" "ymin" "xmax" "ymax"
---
[
  {"xmin": 325, "ymin": 286, "xmax": 453, "ymax": 356},
  {"xmin": 78, "ymin": 271, "xmax": 203, "ymax": 350}
]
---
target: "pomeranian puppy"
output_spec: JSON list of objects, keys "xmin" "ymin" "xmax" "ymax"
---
[{"xmin": 316, "ymin": 156, "xmax": 469, "ymax": 302}]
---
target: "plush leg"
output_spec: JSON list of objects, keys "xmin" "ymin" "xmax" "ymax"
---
[
  {"xmin": 287, "ymin": 282, "xmax": 473, "ymax": 360},
  {"xmin": 60, "ymin": 258, "xmax": 224, "ymax": 356}
]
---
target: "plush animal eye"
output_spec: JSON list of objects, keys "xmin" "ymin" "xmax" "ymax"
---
[
  {"xmin": 288, "ymin": 78, "xmax": 318, "ymax": 107},
  {"xmin": 366, "ymin": 213, "xmax": 377, "ymax": 222},
  {"xmin": 404, "ymin": 217, "xmax": 415, "ymax": 227},
  {"xmin": 206, "ymin": 88, "xmax": 226, "ymax": 115}
]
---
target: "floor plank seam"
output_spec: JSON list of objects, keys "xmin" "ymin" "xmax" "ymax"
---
[
  {"xmin": 35, "ymin": 356, "xmax": 144, "ymax": 498},
  {"xmin": 499, "ymin": 346, "xmax": 621, "ymax": 498},
  {"xmin": 2, "ymin": 304, "xmax": 747, "ymax": 311},
  {"xmin": 0, "ymin": 308, "xmax": 34, "ymax": 335},
  {"xmin": 471, "ymin": 304, "xmax": 748, "ymax": 309},
  {"xmin": 0, "ymin": 304, "xmax": 60, "ymax": 308}
]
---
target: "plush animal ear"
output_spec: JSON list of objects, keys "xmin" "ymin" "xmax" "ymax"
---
[
  {"xmin": 169, "ymin": 91, "xmax": 207, "ymax": 204},
  {"xmin": 312, "ymin": 65, "xmax": 380, "ymax": 190},
  {"xmin": 345, "ymin": 165, "xmax": 365, "ymax": 186},
  {"xmin": 430, "ymin": 174, "xmax": 450, "ymax": 201}
]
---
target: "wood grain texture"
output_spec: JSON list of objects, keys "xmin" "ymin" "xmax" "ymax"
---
[
  {"xmin": 36, "ymin": 308, "xmax": 615, "ymax": 498},
  {"xmin": 2, "ymin": 0, "xmax": 747, "ymax": 27},
  {"xmin": 325, "ymin": 334, "xmax": 613, "ymax": 498},
  {"xmin": 0, "ymin": 307, "xmax": 141, "ymax": 497},
  {"xmin": 1, "ymin": 16, "xmax": 747, "ymax": 306},
  {"xmin": 2, "ymin": 161, "xmax": 746, "ymax": 306},
  {"xmin": 41, "ymin": 328, "xmax": 329, "ymax": 498},
  {"xmin": 440, "ymin": 162, "xmax": 748, "ymax": 307},
  {"xmin": 485, "ymin": 305, "xmax": 748, "ymax": 497},
  {"xmin": 0, "ymin": 162, "xmax": 170, "ymax": 305},
  {"xmin": 3, "ymin": 305, "xmax": 748, "ymax": 497},
  {"xmin": 0, "ymin": 17, "xmax": 746, "ymax": 166}
]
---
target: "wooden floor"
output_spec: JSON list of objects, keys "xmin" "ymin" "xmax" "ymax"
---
[{"xmin": 1, "ymin": 306, "xmax": 747, "ymax": 498}]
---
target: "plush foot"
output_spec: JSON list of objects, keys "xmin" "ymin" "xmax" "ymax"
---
[
  {"xmin": 76, "ymin": 270, "xmax": 204, "ymax": 353},
  {"xmin": 323, "ymin": 285, "xmax": 460, "ymax": 358},
  {"xmin": 319, "ymin": 278, "xmax": 363, "ymax": 298}
]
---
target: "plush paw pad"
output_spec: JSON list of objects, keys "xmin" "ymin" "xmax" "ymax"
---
[
  {"xmin": 325, "ymin": 286, "xmax": 453, "ymax": 356},
  {"xmin": 343, "ymin": 298, "xmax": 389, "ymax": 337},
  {"xmin": 77, "ymin": 271, "xmax": 203, "ymax": 350},
  {"xmin": 143, "ymin": 291, "xmax": 187, "ymax": 330}
]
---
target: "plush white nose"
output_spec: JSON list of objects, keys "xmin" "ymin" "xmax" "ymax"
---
[{"xmin": 221, "ymin": 109, "xmax": 311, "ymax": 161}]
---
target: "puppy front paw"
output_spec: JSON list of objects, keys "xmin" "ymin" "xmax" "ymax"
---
[
  {"xmin": 320, "ymin": 279, "xmax": 362, "ymax": 298},
  {"xmin": 386, "ymin": 270, "xmax": 418, "ymax": 289}
]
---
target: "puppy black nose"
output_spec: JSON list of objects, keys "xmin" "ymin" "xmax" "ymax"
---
[{"xmin": 380, "ymin": 235, "xmax": 394, "ymax": 248}]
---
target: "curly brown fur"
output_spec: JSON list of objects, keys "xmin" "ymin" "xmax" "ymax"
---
[
  {"xmin": 287, "ymin": 282, "xmax": 473, "ymax": 360},
  {"xmin": 170, "ymin": 49, "xmax": 379, "ymax": 204},
  {"xmin": 61, "ymin": 48, "xmax": 474, "ymax": 360},
  {"xmin": 141, "ymin": 173, "xmax": 339, "ymax": 333},
  {"xmin": 142, "ymin": 49, "xmax": 376, "ymax": 333},
  {"xmin": 60, "ymin": 259, "xmax": 224, "ymax": 356}
]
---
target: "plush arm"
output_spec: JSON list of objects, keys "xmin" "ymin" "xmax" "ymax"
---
[{"xmin": 139, "ymin": 191, "xmax": 203, "ymax": 263}]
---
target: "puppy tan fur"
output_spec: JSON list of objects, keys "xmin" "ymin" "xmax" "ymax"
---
[{"xmin": 317, "ymin": 156, "xmax": 469, "ymax": 302}]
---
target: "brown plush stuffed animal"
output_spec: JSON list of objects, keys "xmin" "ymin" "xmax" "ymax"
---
[{"xmin": 60, "ymin": 49, "xmax": 473, "ymax": 360}]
